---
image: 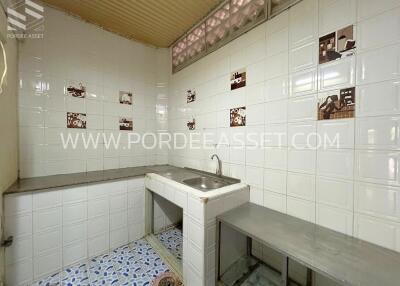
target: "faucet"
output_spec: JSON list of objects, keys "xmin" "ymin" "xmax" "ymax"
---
[{"xmin": 211, "ymin": 154, "xmax": 222, "ymax": 176}]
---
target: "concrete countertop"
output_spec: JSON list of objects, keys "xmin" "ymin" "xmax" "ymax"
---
[
  {"xmin": 217, "ymin": 202, "xmax": 400, "ymax": 286},
  {"xmin": 4, "ymin": 165, "xmax": 243, "ymax": 197},
  {"xmin": 4, "ymin": 165, "xmax": 180, "ymax": 195}
]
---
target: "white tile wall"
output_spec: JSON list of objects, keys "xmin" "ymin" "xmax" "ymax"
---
[
  {"xmin": 356, "ymin": 81, "xmax": 400, "ymax": 117},
  {"xmin": 287, "ymin": 196, "xmax": 316, "ymax": 223},
  {"xmin": 289, "ymin": 68, "xmax": 318, "ymax": 97},
  {"xmin": 289, "ymin": 0, "xmax": 318, "ymax": 48},
  {"xmin": 4, "ymin": 177, "xmax": 145, "ymax": 285},
  {"xmin": 356, "ymin": 44, "xmax": 400, "ymax": 85},
  {"xmin": 355, "ymin": 116, "xmax": 400, "ymax": 150},
  {"xmin": 316, "ymin": 176, "xmax": 353, "ymax": 210},
  {"xmin": 357, "ymin": 7, "xmax": 400, "ymax": 52},
  {"xmin": 355, "ymin": 150, "xmax": 400, "ymax": 186},
  {"xmin": 355, "ymin": 182, "xmax": 400, "ymax": 222},
  {"xmin": 18, "ymin": 6, "xmax": 169, "ymax": 178},
  {"xmin": 354, "ymin": 214, "xmax": 400, "ymax": 251},
  {"xmin": 263, "ymin": 190, "xmax": 287, "ymax": 213},
  {"xmin": 14, "ymin": 0, "xmax": 400, "ymax": 276},
  {"xmin": 287, "ymin": 172, "xmax": 315, "ymax": 201},
  {"xmin": 318, "ymin": 56, "xmax": 355, "ymax": 91},
  {"xmin": 316, "ymin": 204, "xmax": 353, "ymax": 235},
  {"xmin": 168, "ymin": 0, "xmax": 400, "ymax": 255},
  {"xmin": 318, "ymin": 0, "xmax": 356, "ymax": 35}
]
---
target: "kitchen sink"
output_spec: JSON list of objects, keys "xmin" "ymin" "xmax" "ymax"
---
[{"xmin": 182, "ymin": 176, "xmax": 235, "ymax": 191}]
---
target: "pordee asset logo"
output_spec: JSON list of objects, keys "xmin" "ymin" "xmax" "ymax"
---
[{"xmin": 7, "ymin": 0, "xmax": 44, "ymax": 39}]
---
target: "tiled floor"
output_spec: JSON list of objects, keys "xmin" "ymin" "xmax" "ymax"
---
[
  {"xmin": 31, "ymin": 239, "xmax": 170, "ymax": 286},
  {"xmin": 155, "ymin": 227, "xmax": 183, "ymax": 261},
  {"xmin": 240, "ymin": 265, "xmax": 282, "ymax": 286}
]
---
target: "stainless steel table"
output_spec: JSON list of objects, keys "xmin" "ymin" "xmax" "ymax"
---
[{"xmin": 216, "ymin": 202, "xmax": 400, "ymax": 286}]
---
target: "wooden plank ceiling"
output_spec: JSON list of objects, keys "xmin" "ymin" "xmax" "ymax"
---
[{"xmin": 42, "ymin": 0, "xmax": 224, "ymax": 47}]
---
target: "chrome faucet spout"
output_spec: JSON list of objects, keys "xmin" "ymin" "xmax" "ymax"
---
[{"xmin": 211, "ymin": 154, "xmax": 222, "ymax": 176}]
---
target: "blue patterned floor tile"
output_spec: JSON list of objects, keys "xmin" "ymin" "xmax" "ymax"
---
[
  {"xmin": 89, "ymin": 254, "xmax": 123, "ymax": 285},
  {"xmin": 156, "ymin": 227, "xmax": 183, "ymax": 261},
  {"xmin": 89, "ymin": 253, "xmax": 115, "ymax": 273},
  {"xmin": 122, "ymin": 274, "xmax": 153, "ymax": 286},
  {"xmin": 61, "ymin": 263, "xmax": 89, "ymax": 286},
  {"xmin": 144, "ymin": 263, "xmax": 170, "ymax": 279},
  {"xmin": 114, "ymin": 256, "xmax": 146, "ymax": 279},
  {"xmin": 112, "ymin": 249, "xmax": 141, "ymax": 265},
  {"xmin": 130, "ymin": 239, "xmax": 153, "ymax": 254},
  {"xmin": 140, "ymin": 251, "xmax": 170, "ymax": 279},
  {"xmin": 30, "ymin": 238, "xmax": 175, "ymax": 286},
  {"xmin": 111, "ymin": 245, "xmax": 131, "ymax": 258},
  {"xmin": 32, "ymin": 272, "xmax": 61, "ymax": 286}
]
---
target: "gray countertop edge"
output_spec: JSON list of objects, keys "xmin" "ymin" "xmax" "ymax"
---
[{"xmin": 4, "ymin": 165, "xmax": 177, "ymax": 195}]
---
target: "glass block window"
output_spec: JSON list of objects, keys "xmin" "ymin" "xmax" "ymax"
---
[
  {"xmin": 172, "ymin": 38, "xmax": 187, "ymax": 69},
  {"xmin": 206, "ymin": 3, "xmax": 230, "ymax": 48},
  {"xmin": 230, "ymin": 0, "xmax": 266, "ymax": 33},
  {"xmin": 271, "ymin": 0, "xmax": 295, "ymax": 16},
  {"xmin": 186, "ymin": 23, "xmax": 206, "ymax": 60},
  {"xmin": 172, "ymin": 0, "xmax": 298, "ymax": 73}
]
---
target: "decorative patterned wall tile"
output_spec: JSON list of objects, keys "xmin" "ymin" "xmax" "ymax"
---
[
  {"xmin": 119, "ymin": 91, "xmax": 132, "ymax": 105},
  {"xmin": 230, "ymin": 69, "xmax": 247, "ymax": 90},
  {"xmin": 119, "ymin": 117, "xmax": 133, "ymax": 131},
  {"xmin": 187, "ymin": 118, "xmax": 195, "ymax": 130},
  {"xmin": 317, "ymin": 87, "xmax": 355, "ymax": 120},
  {"xmin": 67, "ymin": 83, "xmax": 86, "ymax": 98},
  {"xmin": 186, "ymin": 89, "xmax": 196, "ymax": 103},
  {"xmin": 230, "ymin": 107, "xmax": 246, "ymax": 127},
  {"xmin": 67, "ymin": 112, "xmax": 87, "ymax": 129},
  {"xmin": 318, "ymin": 25, "xmax": 356, "ymax": 65}
]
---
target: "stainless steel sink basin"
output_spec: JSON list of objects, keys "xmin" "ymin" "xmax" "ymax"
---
[{"xmin": 182, "ymin": 176, "xmax": 234, "ymax": 191}]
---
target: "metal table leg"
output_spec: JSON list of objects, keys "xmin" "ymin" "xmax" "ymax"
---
[
  {"xmin": 282, "ymin": 256, "xmax": 289, "ymax": 286},
  {"xmin": 216, "ymin": 220, "xmax": 222, "ymax": 282},
  {"xmin": 247, "ymin": 236, "xmax": 252, "ymax": 256},
  {"xmin": 306, "ymin": 268, "xmax": 313, "ymax": 286}
]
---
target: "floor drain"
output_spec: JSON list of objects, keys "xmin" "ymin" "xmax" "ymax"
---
[{"xmin": 152, "ymin": 272, "xmax": 183, "ymax": 286}]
